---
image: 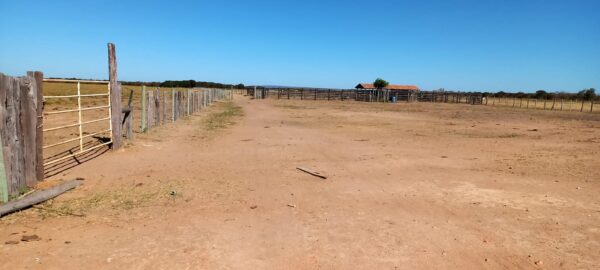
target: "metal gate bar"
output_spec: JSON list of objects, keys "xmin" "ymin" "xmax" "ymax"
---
[{"xmin": 42, "ymin": 79, "xmax": 113, "ymax": 167}]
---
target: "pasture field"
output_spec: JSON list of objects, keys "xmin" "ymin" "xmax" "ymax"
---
[{"xmin": 1, "ymin": 95, "xmax": 599, "ymax": 269}]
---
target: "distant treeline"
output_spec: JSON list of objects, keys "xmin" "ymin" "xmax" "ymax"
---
[
  {"xmin": 484, "ymin": 88, "xmax": 597, "ymax": 101},
  {"xmin": 159, "ymin": 80, "xmax": 245, "ymax": 89},
  {"xmin": 429, "ymin": 88, "xmax": 597, "ymax": 101},
  {"xmin": 47, "ymin": 78, "xmax": 245, "ymax": 89}
]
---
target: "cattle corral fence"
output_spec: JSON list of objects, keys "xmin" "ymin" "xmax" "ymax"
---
[
  {"xmin": 248, "ymin": 88, "xmax": 484, "ymax": 105},
  {"xmin": 248, "ymin": 88, "xmax": 597, "ymax": 113}
]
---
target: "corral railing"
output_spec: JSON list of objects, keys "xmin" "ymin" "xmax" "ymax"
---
[
  {"xmin": 249, "ymin": 88, "xmax": 598, "ymax": 113},
  {"xmin": 247, "ymin": 88, "xmax": 484, "ymax": 105}
]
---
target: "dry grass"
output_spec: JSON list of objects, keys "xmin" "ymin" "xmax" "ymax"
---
[
  {"xmin": 204, "ymin": 101, "xmax": 244, "ymax": 131},
  {"xmin": 35, "ymin": 181, "xmax": 182, "ymax": 218}
]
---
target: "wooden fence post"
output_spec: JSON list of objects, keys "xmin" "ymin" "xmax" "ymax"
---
[
  {"xmin": 560, "ymin": 99, "xmax": 563, "ymax": 111},
  {"xmin": 108, "ymin": 43, "xmax": 122, "ymax": 150},
  {"xmin": 31, "ymin": 72, "xmax": 44, "ymax": 182},
  {"xmin": 162, "ymin": 90, "xmax": 167, "ymax": 123},
  {"xmin": 155, "ymin": 89, "xmax": 160, "ymax": 125},
  {"xmin": 171, "ymin": 89, "xmax": 175, "ymax": 122},
  {"xmin": 187, "ymin": 89, "xmax": 191, "ymax": 115},
  {"xmin": 147, "ymin": 90, "xmax": 154, "ymax": 130},
  {"xmin": 0, "ymin": 132, "xmax": 7, "ymax": 202},
  {"xmin": 141, "ymin": 85, "xmax": 147, "ymax": 132}
]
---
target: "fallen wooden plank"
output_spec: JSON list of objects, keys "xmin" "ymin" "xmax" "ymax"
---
[
  {"xmin": 296, "ymin": 167, "xmax": 327, "ymax": 179},
  {"xmin": 0, "ymin": 179, "xmax": 83, "ymax": 217}
]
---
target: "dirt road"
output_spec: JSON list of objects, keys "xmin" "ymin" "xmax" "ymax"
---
[{"xmin": 1, "ymin": 95, "xmax": 599, "ymax": 269}]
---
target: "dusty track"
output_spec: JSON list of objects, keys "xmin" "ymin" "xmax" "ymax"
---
[{"xmin": 1, "ymin": 95, "xmax": 599, "ymax": 269}]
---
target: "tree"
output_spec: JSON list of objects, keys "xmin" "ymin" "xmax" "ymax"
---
[
  {"xmin": 236, "ymin": 83, "xmax": 245, "ymax": 89},
  {"xmin": 534, "ymin": 90, "xmax": 548, "ymax": 99},
  {"xmin": 373, "ymin": 78, "xmax": 389, "ymax": 89},
  {"xmin": 515, "ymin": 92, "xmax": 526, "ymax": 98},
  {"xmin": 577, "ymin": 88, "xmax": 596, "ymax": 101}
]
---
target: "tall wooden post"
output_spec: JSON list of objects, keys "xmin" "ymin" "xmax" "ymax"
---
[
  {"xmin": 30, "ymin": 72, "xmax": 44, "ymax": 182},
  {"xmin": 0, "ymin": 131, "xmax": 6, "ymax": 202},
  {"xmin": 171, "ymin": 89, "xmax": 175, "ymax": 122},
  {"xmin": 108, "ymin": 43, "xmax": 122, "ymax": 150},
  {"xmin": 141, "ymin": 86, "xmax": 147, "ymax": 132}
]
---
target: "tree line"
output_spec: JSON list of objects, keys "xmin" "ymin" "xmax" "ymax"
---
[
  {"xmin": 483, "ymin": 88, "xmax": 596, "ymax": 101},
  {"xmin": 47, "ymin": 78, "xmax": 246, "ymax": 89}
]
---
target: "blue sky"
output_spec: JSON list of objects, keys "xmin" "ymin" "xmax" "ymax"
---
[{"xmin": 1, "ymin": 0, "xmax": 599, "ymax": 92}]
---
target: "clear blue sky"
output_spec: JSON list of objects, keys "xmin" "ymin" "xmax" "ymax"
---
[{"xmin": 1, "ymin": 0, "xmax": 599, "ymax": 92}]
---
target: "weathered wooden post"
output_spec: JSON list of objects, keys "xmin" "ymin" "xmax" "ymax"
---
[
  {"xmin": 108, "ymin": 43, "xmax": 122, "ymax": 150},
  {"xmin": 0, "ymin": 132, "xmax": 7, "ymax": 202},
  {"xmin": 171, "ymin": 88, "xmax": 175, "ymax": 122},
  {"xmin": 162, "ymin": 90, "xmax": 167, "ymax": 124},
  {"xmin": 147, "ymin": 90, "xmax": 154, "ymax": 130},
  {"xmin": 30, "ymin": 72, "xmax": 44, "ymax": 183},
  {"xmin": 141, "ymin": 85, "xmax": 147, "ymax": 132},
  {"xmin": 187, "ymin": 89, "xmax": 191, "ymax": 115},
  {"xmin": 560, "ymin": 99, "xmax": 563, "ymax": 111},
  {"xmin": 155, "ymin": 89, "xmax": 160, "ymax": 124}
]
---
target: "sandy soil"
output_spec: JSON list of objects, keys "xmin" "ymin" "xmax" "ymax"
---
[{"xmin": 1, "ymin": 95, "xmax": 599, "ymax": 269}]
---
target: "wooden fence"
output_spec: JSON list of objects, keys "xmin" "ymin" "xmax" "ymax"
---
[
  {"xmin": 0, "ymin": 43, "xmax": 233, "ymax": 203},
  {"xmin": 0, "ymin": 72, "xmax": 44, "ymax": 202},
  {"xmin": 248, "ymin": 88, "xmax": 484, "ymax": 105},
  {"xmin": 248, "ymin": 88, "xmax": 599, "ymax": 113},
  {"xmin": 485, "ymin": 96, "xmax": 597, "ymax": 113},
  {"xmin": 136, "ymin": 86, "xmax": 232, "ymax": 134}
]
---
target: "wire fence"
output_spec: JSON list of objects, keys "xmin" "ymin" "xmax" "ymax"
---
[{"xmin": 485, "ymin": 96, "xmax": 597, "ymax": 113}]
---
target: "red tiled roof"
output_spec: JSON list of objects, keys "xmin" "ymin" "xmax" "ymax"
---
[{"xmin": 355, "ymin": 83, "xmax": 419, "ymax": 91}]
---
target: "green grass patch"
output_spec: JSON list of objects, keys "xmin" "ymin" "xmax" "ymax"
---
[{"xmin": 204, "ymin": 101, "xmax": 244, "ymax": 131}]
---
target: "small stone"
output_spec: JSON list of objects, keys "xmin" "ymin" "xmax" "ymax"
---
[
  {"xmin": 21, "ymin": 235, "xmax": 41, "ymax": 242},
  {"xmin": 535, "ymin": 260, "xmax": 543, "ymax": 266},
  {"xmin": 250, "ymin": 205, "xmax": 257, "ymax": 209},
  {"xmin": 64, "ymin": 241, "xmax": 71, "ymax": 244},
  {"xmin": 5, "ymin": 241, "xmax": 19, "ymax": 245}
]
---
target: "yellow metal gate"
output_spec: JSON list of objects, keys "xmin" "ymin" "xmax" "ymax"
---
[{"xmin": 42, "ymin": 79, "xmax": 113, "ymax": 168}]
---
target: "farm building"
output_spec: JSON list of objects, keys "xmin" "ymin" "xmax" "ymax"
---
[
  {"xmin": 355, "ymin": 83, "xmax": 420, "ymax": 102},
  {"xmin": 355, "ymin": 83, "xmax": 420, "ymax": 92}
]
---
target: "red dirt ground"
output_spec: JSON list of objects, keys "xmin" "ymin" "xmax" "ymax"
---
[{"xmin": 1, "ymin": 95, "xmax": 599, "ymax": 269}]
